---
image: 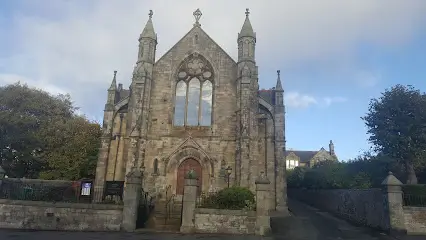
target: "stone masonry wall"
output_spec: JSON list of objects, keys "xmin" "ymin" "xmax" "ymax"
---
[
  {"xmin": 0, "ymin": 199, "xmax": 123, "ymax": 231},
  {"xmin": 403, "ymin": 207, "xmax": 426, "ymax": 235},
  {"xmin": 194, "ymin": 208, "xmax": 256, "ymax": 234},
  {"xmin": 144, "ymin": 26, "xmax": 239, "ymax": 194},
  {"xmin": 288, "ymin": 189, "xmax": 389, "ymax": 231}
]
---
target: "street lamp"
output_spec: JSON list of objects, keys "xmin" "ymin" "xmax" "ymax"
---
[{"xmin": 225, "ymin": 166, "xmax": 232, "ymax": 188}]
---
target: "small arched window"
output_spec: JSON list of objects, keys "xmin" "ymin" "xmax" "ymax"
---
[
  {"xmin": 153, "ymin": 158, "xmax": 159, "ymax": 175},
  {"xmin": 173, "ymin": 54, "xmax": 213, "ymax": 126}
]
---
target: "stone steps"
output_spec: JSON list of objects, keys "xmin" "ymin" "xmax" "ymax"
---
[{"xmin": 145, "ymin": 200, "xmax": 182, "ymax": 231}]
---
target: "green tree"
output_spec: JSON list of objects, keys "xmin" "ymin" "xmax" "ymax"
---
[
  {"xmin": 0, "ymin": 83, "xmax": 75, "ymax": 178},
  {"xmin": 0, "ymin": 83, "xmax": 100, "ymax": 180},
  {"xmin": 362, "ymin": 85, "xmax": 426, "ymax": 184},
  {"xmin": 38, "ymin": 116, "xmax": 101, "ymax": 180}
]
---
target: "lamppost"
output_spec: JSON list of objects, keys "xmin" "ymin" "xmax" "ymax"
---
[{"xmin": 225, "ymin": 166, "xmax": 232, "ymax": 188}]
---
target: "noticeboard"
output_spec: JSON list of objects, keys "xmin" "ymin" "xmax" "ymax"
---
[
  {"xmin": 79, "ymin": 179, "xmax": 93, "ymax": 203},
  {"xmin": 104, "ymin": 181, "xmax": 124, "ymax": 200}
]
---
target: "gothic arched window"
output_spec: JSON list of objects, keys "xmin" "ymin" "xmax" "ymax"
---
[{"xmin": 173, "ymin": 53, "xmax": 213, "ymax": 126}]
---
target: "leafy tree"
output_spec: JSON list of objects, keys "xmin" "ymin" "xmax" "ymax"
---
[
  {"xmin": 38, "ymin": 116, "xmax": 101, "ymax": 180},
  {"xmin": 0, "ymin": 83, "xmax": 100, "ymax": 180},
  {"xmin": 0, "ymin": 83, "xmax": 76, "ymax": 178},
  {"xmin": 362, "ymin": 85, "xmax": 426, "ymax": 184}
]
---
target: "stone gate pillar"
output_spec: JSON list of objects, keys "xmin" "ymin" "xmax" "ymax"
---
[
  {"xmin": 381, "ymin": 171, "xmax": 406, "ymax": 236},
  {"xmin": 180, "ymin": 171, "xmax": 198, "ymax": 233},
  {"xmin": 121, "ymin": 167, "xmax": 142, "ymax": 232},
  {"xmin": 255, "ymin": 172, "xmax": 272, "ymax": 236}
]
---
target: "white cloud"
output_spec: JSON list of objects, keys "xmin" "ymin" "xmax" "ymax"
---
[
  {"xmin": 1, "ymin": 0, "xmax": 426, "ymax": 115},
  {"xmin": 285, "ymin": 92, "xmax": 347, "ymax": 109},
  {"xmin": 285, "ymin": 92, "xmax": 317, "ymax": 109},
  {"xmin": 323, "ymin": 97, "xmax": 347, "ymax": 106}
]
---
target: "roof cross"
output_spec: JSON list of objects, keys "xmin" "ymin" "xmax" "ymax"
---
[
  {"xmin": 245, "ymin": 8, "xmax": 250, "ymax": 17},
  {"xmin": 193, "ymin": 8, "xmax": 202, "ymax": 26}
]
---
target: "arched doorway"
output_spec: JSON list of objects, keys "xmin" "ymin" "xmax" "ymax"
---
[{"xmin": 176, "ymin": 158, "xmax": 202, "ymax": 196}]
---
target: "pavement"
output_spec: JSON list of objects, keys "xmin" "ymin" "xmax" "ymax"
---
[
  {"xmin": 0, "ymin": 199, "xmax": 424, "ymax": 240},
  {"xmin": 271, "ymin": 198, "xmax": 426, "ymax": 240}
]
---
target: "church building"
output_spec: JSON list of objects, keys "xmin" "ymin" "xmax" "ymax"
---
[{"xmin": 94, "ymin": 8, "xmax": 287, "ymax": 211}]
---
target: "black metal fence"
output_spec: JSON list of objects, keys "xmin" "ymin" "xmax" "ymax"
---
[
  {"xmin": 403, "ymin": 193, "xmax": 426, "ymax": 207},
  {"xmin": 0, "ymin": 178, "xmax": 121, "ymax": 205},
  {"xmin": 402, "ymin": 184, "xmax": 426, "ymax": 207}
]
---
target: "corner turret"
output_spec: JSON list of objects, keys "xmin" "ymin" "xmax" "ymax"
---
[
  {"xmin": 238, "ymin": 8, "xmax": 256, "ymax": 63},
  {"xmin": 137, "ymin": 10, "xmax": 157, "ymax": 64},
  {"xmin": 274, "ymin": 70, "xmax": 284, "ymax": 106},
  {"xmin": 105, "ymin": 71, "xmax": 118, "ymax": 111}
]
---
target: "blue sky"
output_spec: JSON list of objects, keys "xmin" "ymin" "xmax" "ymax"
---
[{"xmin": 1, "ymin": 0, "xmax": 426, "ymax": 161}]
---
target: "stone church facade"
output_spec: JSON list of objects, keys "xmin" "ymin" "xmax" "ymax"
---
[{"xmin": 94, "ymin": 9, "xmax": 287, "ymax": 211}]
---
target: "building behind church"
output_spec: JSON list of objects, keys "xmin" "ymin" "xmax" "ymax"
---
[
  {"xmin": 93, "ymin": 9, "xmax": 287, "ymax": 212},
  {"xmin": 285, "ymin": 140, "xmax": 338, "ymax": 169}
]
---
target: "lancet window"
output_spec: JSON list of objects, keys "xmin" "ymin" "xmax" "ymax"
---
[{"xmin": 173, "ymin": 53, "xmax": 213, "ymax": 126}]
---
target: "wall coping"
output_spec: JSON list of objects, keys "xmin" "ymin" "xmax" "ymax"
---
[
  {"xmin": 0, "ymin": 199, "xmax": 123, "ymax": 210},
  {"xmin": 195, "ymin": 208, "xmax": 256, "ymax": 217},
  {"xmin": 403, "ymin": 206, "xmax": 426, "ymax": 211}
]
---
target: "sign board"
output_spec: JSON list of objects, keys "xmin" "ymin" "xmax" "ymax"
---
[
  {"xmin": 81, "ymin": 182, "xmax": 91, "ymax": 196},
  {"xmin": 104, "ymin": 181, "xmax": 124, "ymax": 200},
  {"xmin": 79, "ymin": 179, "xmax": 93, "ymax": 203}
]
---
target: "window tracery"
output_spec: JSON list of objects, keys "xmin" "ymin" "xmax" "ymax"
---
[{"xmin": 173, "ymin": 54, "xmax": 213, "ymax": 126}]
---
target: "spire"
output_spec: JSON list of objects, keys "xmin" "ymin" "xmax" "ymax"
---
[
  {"xmin": 275, "ymin": 70, "xmax": 283, "ymax": 91},
  {"xmin": 139, "ymin": 10, "xmax": 157, "ymax": 41},
  {"xmin": 109, "ymin": 71, "xmax": 117, "ymax": 90},
  {"xmin": 238, "ymin": 8, "xmax": 255, "ymax": 39}
]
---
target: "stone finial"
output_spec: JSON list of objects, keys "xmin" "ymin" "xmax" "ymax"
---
[
  {"xmin": 193, "ymin": 8, "xmax": 202, "ymax": 26},
  {"xmin": 381, "ymin": 171, "xmax": 403, "ymax": 186},
  {"xmin": 148, "ymin": 10, "xmax": 153, "ymax": 19},
  {"xmin": 255, "ymin": 171, "xmax": 270, "ymax": 184},
  {"xmin": 245, "ymin": 8, "xmax": 250, "ymax": 17}
]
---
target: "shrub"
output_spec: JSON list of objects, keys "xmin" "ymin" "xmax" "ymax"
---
[{"xmin": 199, "ymin": 186, "xmax": 255, "ymax": 210}]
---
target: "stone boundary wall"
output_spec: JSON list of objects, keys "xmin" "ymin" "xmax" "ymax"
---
[
  {"xmin": 0, "ymin": 199, "xmax": 123, "ymax": 231},
  {"xmin": 403, "ymin": 207, "xmax": 426, "ymax": 235},
  {"xmin": 288, "ymin": 188, "xmax": 389, "ymax": 231},
  {"xmin": 194, "ymin": 208, "xmax": 256, "ymax": 234}
]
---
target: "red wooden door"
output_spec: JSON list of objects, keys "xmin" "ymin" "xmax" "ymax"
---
[{"xmin": 176, "ymin": 158, "xmax": 202, "ymax": 196}]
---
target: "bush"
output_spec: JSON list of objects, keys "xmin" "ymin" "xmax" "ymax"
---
[{"xmin": 199, "ymin": 186, "xmax": 255, "ymax": 210}]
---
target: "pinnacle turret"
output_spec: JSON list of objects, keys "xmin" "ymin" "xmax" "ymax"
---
[
  {"xmin": 108, "ymin": 71, "xmax": 117, "ymax": 91},
  {"xmin": 275, "ymin": 70, "xmax": 283, "ymax": 91},
  {"xmin": 238, "ymin": 8, "xmax": 256, "ymax": 39},
  {"xmin": 139, "ymin": 10, "xmax": 157, "ymax": 41}
]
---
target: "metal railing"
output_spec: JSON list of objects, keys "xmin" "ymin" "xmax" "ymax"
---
[
  {"xmin": 403, "ymin": 193, "xmax": 426, "ymax": 207},
  {"xmin": 164, "ymin": 185, "xmax": 176, "ymax": 226},
  {"xmin": 0, "ymin": 178, "xmax": 122, "ymax": 204}
]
